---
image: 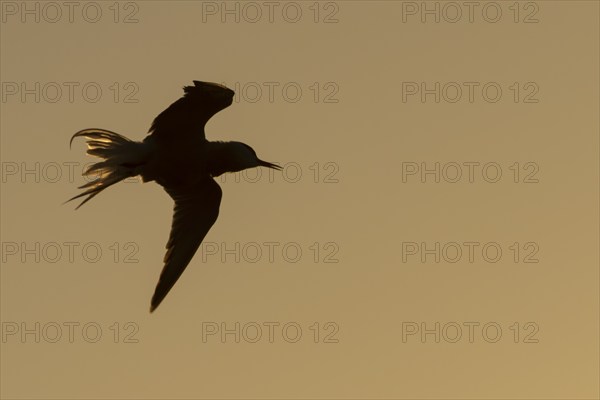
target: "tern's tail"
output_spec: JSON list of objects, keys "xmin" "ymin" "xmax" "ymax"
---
[{"xmin": 67, "ymin": 128, "xmax": 148, "ymax": 209}]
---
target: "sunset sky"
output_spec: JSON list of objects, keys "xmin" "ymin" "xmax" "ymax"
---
[{"xmin": 1, "ymin": 2, "xmax": 598, "ymax": 398}]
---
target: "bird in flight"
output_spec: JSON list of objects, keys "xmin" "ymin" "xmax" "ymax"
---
[{"xmin": 68, "ymin": 81, "xmax": 281, "ymax": 312}]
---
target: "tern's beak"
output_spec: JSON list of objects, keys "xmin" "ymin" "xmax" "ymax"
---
[{"xmin": 258, "ymin": 159, "xmax": 282, "ymax": 171}]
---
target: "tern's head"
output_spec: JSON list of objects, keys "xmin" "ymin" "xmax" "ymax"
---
[
  {"xmin": 183, "ymin": 81, "xmax": 235, "ymax": 114},
  {"xmin": 220, "ymin": 142, "xmax": 281, "ymax": 174}
]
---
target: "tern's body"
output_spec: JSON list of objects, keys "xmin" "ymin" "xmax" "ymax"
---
[
  {"xmin": 141, "ymin": 135, "xmax": 207, "ymax": 186},
  {"xmin": 68, "ymin": 81, "xmax": 280, "ymax": 312}
]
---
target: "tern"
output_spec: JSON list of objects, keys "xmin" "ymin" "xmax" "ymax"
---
[{"xmin": 67, "ymin": 80, "xmax": 281, "ymax": 312}]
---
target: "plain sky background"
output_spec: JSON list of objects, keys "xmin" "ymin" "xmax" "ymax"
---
[{"xmin": 1, "ymin": 1, "xmax": 599, "ymax": 398}]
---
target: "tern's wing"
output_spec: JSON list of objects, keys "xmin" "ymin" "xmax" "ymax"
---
[
  {"xmin": 150, "ymin": 178, "xmax": 222, "ymax": 312},
  {"xmin": 147, "ymin": 81, "xmax": 233, "ymax": 142}
]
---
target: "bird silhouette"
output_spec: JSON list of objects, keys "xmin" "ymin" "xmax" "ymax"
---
[{"xmin": 67, "ymin": 81, "xmax": 281, "ymax": 312}]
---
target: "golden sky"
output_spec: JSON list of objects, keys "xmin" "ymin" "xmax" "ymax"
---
[{"xmin": 1, "ymin": 1, "xmax": 598, "ymax": 398}]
